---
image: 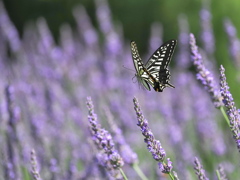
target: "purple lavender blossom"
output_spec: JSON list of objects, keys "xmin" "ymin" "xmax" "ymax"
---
[
  {"xmin": 177, "ymin": 14, "xmax": 191, "ymax": 69},
  {"xmin": 86, "ymin": 97, "xmax": 102, "ymax": 149},
  {"xmin": 96, "ymin": 131, "xmax": 124, "ymax": 178},
  {"xmin": 73, "ymin": 6, "xmax": 98, "ymax": 47},
  {"xmin": 133, "ymin": 97, "xmax": 178, "ymax": 177},
  {"xmin": 49, "ymin": 158, "xmax": 60, "ymax": 179},
  {"xmin": 95, "ymin": 0, "xmax": 123, "ymax": 56},
  {"xmin": 133, "ymin": 97, "xmax": 166, "ymax": 162},
  {"xmin": 59, "ymin": 24, "xmax": 76, "ymax": 59},
  {"xmin": 5, "ymin": 85, "xmax": 18, "ymax": 131},
  {"xmin": 2, "ymin": 146, "xmax": 17, "ymax": 180},
  {"xmin": 217, "ymin": 164, "xmax": 228, "ymax": 180},
  {"xmin": 65, "ymin": 158, "xmax": 78, "ymax": 180},
  {"xmin": 4, "ymin": 85, "xmax": 18, "ymax": 180},
  {"xmin": 105, "ymin": 108, "xmax": 138, "ymax": 165},
  {"xmin": 36, "ymin": 18, "xmax": 55, "ymax": 54},
  {"xmin": 0, "ymin": 1, "xmax": 21, "ymax": 53},
  {"xmin": 95, "ymin": 0, "xmax": 112, "ymax": 35},
  {"xmin": 193, "ymin": 157, "xmax": 209, "ymax": 180},
  {"xmin": 189, "ymin": 33, "xmax": 223, "ymax": 108},
  {"xmin": 30, "ymin": 149, "xmax": 42, "ymax": 180},
  {"xmin": 223, "ymin": 18, "xmax": 240, "ymax": 68},
  {"xmin": 158, "ymin": 158, "xmax": 173, "ymax": 174},
  {"xmin": 200, "ymin": 3, "xmax": 215, "ymax": 55},
  {"xmin": 86, "ymin": 97, "xmax": 124, "ymax": 178},
  {"xmin": 219, "ymin": 65, "xmax": 240, "ymax": 152},
  {"xmin": 191, "ymin": 81, "xmax": 226, "ymax": 155},
  {"xmin": 147, "ymin": 22, "xmax": 163, "ymax": 57}
]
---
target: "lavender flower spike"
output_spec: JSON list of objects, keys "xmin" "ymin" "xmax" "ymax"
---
[
  {"xmin": 193, "ymin": 157, "xmax": 209, "ymax": 180},
  {"xmin": 133, "ymin": 97, "xmax": 178, "ymax": 177},
  {"xmin": 189, "ymin": 33, "xmax": 223, "ymax": 108},
  {"xmin": 86, "ymin": 97, "xmax": 124, "ymax": 178},
  {"xmin": 217, "ymin": 164, "xmax": 228, "ymax": 180},
  {"xmin": 133, "ymin": 97, "xmax": 166, "ymax": 162},
  {"xmin": 220, "ymin": 65, "xmax": 240, "ymax": 152},
  {"xmin": 223, "ymin": 18, "xmax": 240, "ymax": 68},
  {"xmin": 30, "ymin": 149, "xmax": 42, "ymax": 180},
  {"xmin": 86, "ymin": 97, "xmax": 102, "ymax": 149},
  {"xmin": 105, "ymin": 108, "xmax": 138, "ymax": 165}
]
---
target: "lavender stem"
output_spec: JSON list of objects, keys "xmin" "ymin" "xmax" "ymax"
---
[
  {"xmin": 216, "ymin": 170, "xmax": 221, "ymax": 180},
  {"xmin": 220, "ymin": 106, "xmax": 230, "ymax": 126},
  {"xmin": 132, "ymin": 163, "xmax": 148, "ymax": 180}
]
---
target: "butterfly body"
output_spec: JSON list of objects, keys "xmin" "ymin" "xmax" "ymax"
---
[{"xmin": 131, "ymin": 39, "xmax": 177, "ymax": 92}]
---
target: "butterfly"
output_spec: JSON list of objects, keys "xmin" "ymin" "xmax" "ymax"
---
[{"xmin": 131, "ymin": 39, "xmax": 177, "ymax": 92}]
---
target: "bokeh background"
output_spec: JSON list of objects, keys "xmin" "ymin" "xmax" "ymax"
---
[
  {"xmin": 1, "ymin": 0, "xmax": 240, "ymax": 179},
  {"xmin": 3, "ymin": 0, "xmax": 240, "ymax": 100}
]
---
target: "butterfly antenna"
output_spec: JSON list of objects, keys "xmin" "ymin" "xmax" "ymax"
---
[{"xmin": 122, "ymin": 65, "xmax": 135, "ymax": 72}]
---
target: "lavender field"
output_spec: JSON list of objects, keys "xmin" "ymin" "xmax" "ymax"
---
[{"xmin": 0, "ymin": 0, "xmax": 240, "ymax": 179}]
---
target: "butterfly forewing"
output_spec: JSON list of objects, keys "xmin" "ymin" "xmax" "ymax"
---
[
  {"xmin": 145, "ymin": 39, "xmax": 177, "ymax": 75},
  {"xmin": 130, "ymin": 41, "xmax": 151, "ymax": 91}
]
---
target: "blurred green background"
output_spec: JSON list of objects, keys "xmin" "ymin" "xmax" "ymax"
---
[
  {"xmin": 3, "ymin": 0, "xmax": 240, "ymax": 103},
  {"xmin": 3, "ymin": 0, "xmax": 240, "ymax": 49}
]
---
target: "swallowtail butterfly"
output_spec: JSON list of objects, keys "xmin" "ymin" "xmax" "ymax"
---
[{"xmin": 131, "ymin": 39, "xmax": 177, "ymax": 92}]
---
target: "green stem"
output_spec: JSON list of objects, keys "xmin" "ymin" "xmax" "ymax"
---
[
  {"xmin": 216, "ymin": 169, "xmax": 221, "ymax": 180},
  {"xmin": 120, "ymin": 168, "xmax": 128, "ymax": 180},
  {"xmin": 132, "ymin": 163, "xmax": 148, "ymax": 180},
  {"xmin": 220, "ymin": 106, "xmax": 230, "ymax": 126},
  {"xmin": 168, "ymin": 173, "xmax": 174, "ymax": 180}
]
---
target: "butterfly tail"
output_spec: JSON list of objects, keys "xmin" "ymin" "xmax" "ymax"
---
[{"xmin": 167, "ymin": 82, "xmax": 175, "ymax": 88}]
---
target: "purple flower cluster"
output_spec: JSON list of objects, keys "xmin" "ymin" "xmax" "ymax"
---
[
  {"xmin": 193, "ymin": 157, "xmax": 209, "ymax": 180},
  {"xmin": 200, "ymin": 3, "xmax": 215, "ymax": 55},
  {"xmin": 105, "ymin": 108, "xmax": 138, "ymax": 165},
  {"xmin": 219, "ymin": 65, "xmax": 240, "ymax": 151},
  {"xmin": 224, "ymin": 18, "xmax": 240, "ymax": 68},
  {"xmin": 30, "ymin": 149, "xmax": 42, "ymax": 180},
  {"xmin": 0, "ymin": 0, "xmax": 240, "ymax": 179},
  {"xmin": 189, "ymin": 33, "xmax": 223, "ymax": 108},
  {"xmin": 4, "ymin": 85, "xmax": 19, "ymax": 180},
  {"xmin": 86, "ymin": 97, "xmax": 124, "ymax": 178},
  {"xmin": 177, "ymin": 14, "xmax": 191, "ymax": 69},
  {"xmin": 217, "ymin": 164, "xmax": 228, "ymax": 180},
  {"xmin": 0, "ymin": 1, "xmax": 21, "ymax": 53},
  {"xmin": 133, "ymin": 97, "xmax": 174, "ymax": 175}
]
